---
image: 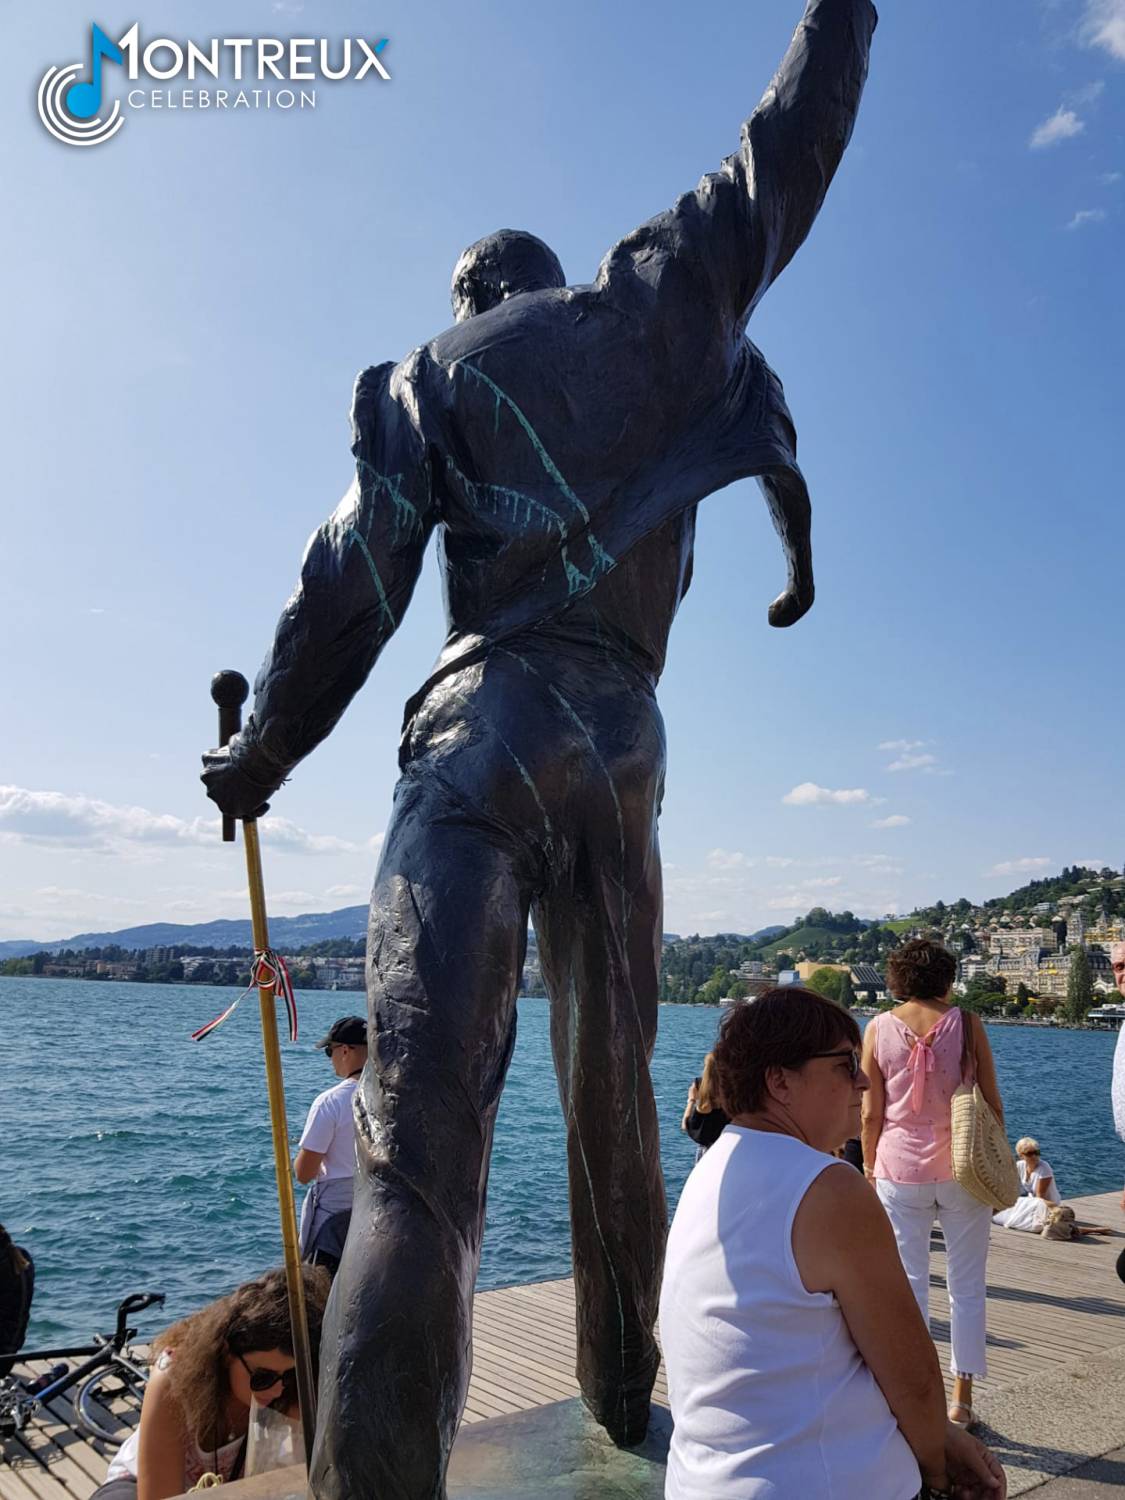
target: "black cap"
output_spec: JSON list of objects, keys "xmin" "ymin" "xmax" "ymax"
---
[{"xmin": 315, "ymin": 1016, "xmax": 367, "ymax": 1051}]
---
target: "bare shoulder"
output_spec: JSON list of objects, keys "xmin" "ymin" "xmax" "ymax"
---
[
  {"xmin": 793, "ymin": 1162, "xmax": 891, "ymax": 1292},
  {"xmin": 796, "ymin": 1160, "xmax": 883, "ymax": 1241}
]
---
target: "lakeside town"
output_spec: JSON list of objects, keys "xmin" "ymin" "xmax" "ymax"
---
[{"xmin": 4, "ymin": 863, "xmax": 1125, "ymax": 1026}]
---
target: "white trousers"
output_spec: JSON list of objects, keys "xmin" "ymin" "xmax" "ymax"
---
[{"xmin": 876, "ymin": 1177, "xmax": 992, "ymax": 1378}]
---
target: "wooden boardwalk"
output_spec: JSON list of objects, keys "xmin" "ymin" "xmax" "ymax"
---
[{"xmin": 4, "ymin": 1191, "xmax": 1123, "ymax": 1499}]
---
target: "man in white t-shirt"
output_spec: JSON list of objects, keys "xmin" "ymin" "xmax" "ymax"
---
[{"xmin": 295, "ymin": 1015, "xmax": 368, "ymax": 1273}]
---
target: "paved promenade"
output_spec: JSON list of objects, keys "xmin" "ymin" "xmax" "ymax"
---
[{"xmin": 4, "ymin": 1191, "xmax": 1123, "ymax": 1498}]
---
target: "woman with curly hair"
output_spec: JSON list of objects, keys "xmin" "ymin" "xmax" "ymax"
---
[
  {"xmin": 659, "ymin": 987, "xmax": 1005, "ymax": 1499},
  {"xmin": 93, "ymin": 1265, "xmax": 329, "ymax": 1500},
  {"xmin": 861, "ymin": 936, "xmax": 1005, "ymax": 1432}
]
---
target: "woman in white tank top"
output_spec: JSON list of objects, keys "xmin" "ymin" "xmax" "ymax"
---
[{"xmin": 659, "ymin": 987, "xmax": 1007, "ymax": 1500}]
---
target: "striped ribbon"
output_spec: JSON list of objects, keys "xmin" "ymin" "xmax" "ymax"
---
[{"xmin": 191, "ymin": 949, "xmax": 298, "ymax": 1043}]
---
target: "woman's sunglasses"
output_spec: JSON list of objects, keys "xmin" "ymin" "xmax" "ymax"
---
[
  {"xmin": 237, "ymin": 1353, "xmax": 297, "ymax": 1398},
  {"xmin": 806, "ymin": 1047, "xmax": 861, "ymax": 1079}
]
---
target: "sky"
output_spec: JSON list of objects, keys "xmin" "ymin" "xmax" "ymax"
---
[{"xmin": 1, "ymin": 0, "xmax": 1123, "ymax": 943}]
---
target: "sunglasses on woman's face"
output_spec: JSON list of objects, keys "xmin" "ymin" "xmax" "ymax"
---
[
  {"xmin": 237, "ymin": 1353, "xmax": 297, "ymax": 1398},
  {"xmin": 806, "ymin": 1047, "xmax": 861, "ymax": 1079}
]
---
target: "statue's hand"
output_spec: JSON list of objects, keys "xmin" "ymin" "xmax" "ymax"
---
[
  {"xmin": 767, "ymin": 582, "xmax": 814, "ymax": 629},
  {"xmin": 201, "ymin": 746, "xmax": 273, "ymax": 821}
]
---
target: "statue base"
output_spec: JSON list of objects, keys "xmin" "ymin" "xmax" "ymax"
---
[
  {"xmin": 171, "ymin": 1400, "xmax": 672, "ymax": 1500},
  {"xmin": 447, "ymin": 1398, "xmax": 672, "ymax": 1497}
]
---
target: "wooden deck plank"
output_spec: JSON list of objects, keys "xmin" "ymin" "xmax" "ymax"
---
[{"xmin": 5, "ymin": 1190, "xmax": 1123, "ymax": 1500}]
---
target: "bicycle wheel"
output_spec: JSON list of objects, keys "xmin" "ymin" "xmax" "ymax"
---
[{"xmin": 73, "ymin": 1364, "xmax": 145, "ymax": 1446}]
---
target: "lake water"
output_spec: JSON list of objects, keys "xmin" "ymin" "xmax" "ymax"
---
[{"xmin": 2, "ymin": 978, "xmax": 1121, "ymax": 1344}]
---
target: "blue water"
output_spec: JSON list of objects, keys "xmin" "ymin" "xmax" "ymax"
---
[{"xmin": 2, "ymin": 978, "xmax": 1121, "ymax": 1345}]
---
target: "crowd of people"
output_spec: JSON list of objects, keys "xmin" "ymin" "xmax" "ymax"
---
[
  {"xmin": 664, "ymin": 934, "xmax": 1125, "ymax": 1498},
  {"xmin": 6, "ymin": 948, "xmax": 1125, "ymax": 1497}
]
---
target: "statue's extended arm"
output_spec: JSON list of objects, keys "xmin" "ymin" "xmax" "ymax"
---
[
  {"xmin": 202, "ymin": 365, "xmax": 435, "ymax": 818},
  {"xmin": 598, "ymin": 0, "xmax": 877, "ymax": 329}
]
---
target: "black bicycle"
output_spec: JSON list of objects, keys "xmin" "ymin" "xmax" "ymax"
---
[{"xmin": 1, "ymin": 1291, "xmax": 165, "ymax": 1448}]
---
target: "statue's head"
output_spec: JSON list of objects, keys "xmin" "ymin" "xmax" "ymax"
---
[{"xmin": 451, "ymin": 229, "xmax": 566, "ymax": 322}]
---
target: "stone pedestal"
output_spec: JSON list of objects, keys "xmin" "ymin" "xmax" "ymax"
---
[
  {"xmin": 447, "ymin": 1398, "xmax": 671, "ymax": 1497},
  {"xmin": 178, "ymin": 1400, "xmax": 671, "ymax": 1499}
]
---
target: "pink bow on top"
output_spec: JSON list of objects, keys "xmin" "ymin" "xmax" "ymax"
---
[
  {"xmin": 907, "ymin": 1031, "xmax": 936, "ymax": 1114},
  {"xmin": 901, "ymin": 1008, "xmax": 958, "ymax": 1114}
]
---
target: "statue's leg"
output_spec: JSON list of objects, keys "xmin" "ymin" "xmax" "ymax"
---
[
  {"xmin": 534, "ymin": 785, "xmax": 667, "ymax": 1448},
  {"xmin": 309, "ymin": 770, "xmax": 534, "ymax": 1500}
]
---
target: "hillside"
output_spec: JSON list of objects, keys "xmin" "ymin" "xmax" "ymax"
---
[{"xmin": 0, "ymin": 905, "xmax": 369, "ymax": 960}]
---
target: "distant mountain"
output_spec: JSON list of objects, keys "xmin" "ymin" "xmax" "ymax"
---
[
  {"xmin": 0, "ymin": 918, "xmax": 781, "ymax": 962},
  {"xmin": 0, "ymin": 905, "xmax": 369, "ymax": 959}
]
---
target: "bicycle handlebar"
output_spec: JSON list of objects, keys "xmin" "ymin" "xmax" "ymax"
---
[{"xmin": 114, "ymin": 1292, "xmax": 166, "ymax": 1347}]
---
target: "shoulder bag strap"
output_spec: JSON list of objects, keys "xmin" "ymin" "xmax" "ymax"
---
[{"xmin": 958, "ymin": 1006, "xmax": 977, "ymax": 1085}]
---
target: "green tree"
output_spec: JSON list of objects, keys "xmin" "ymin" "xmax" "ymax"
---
[
  {"xmin": 961, "ymin": 971, "xmax": 1006, "ymax": 1014},
  {"xmin": 696, "ymin": 976, "xmax": 726, "ymax": 1006},
  {"xmin": 1065, "ymin": 946, "xmax": 1094, "ymax": 1024},
  {"xmin": 774, "ymin": 953, "xmax": 795, "ymax": 972},
  {"xmin": 726, "ymin": 977, "xmax": 751, "ymax": 1000},
  {"xmin": 805, "ymin": 967, "xmax": 845, "ymax": 1003},
  {"xmin": 837, "ymin": 971, "xmax": 857, "ymax": 1009}
]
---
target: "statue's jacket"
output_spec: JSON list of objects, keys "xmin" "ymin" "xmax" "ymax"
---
[{"xmin": 233, "ymin": 0, "xmax": 877, "ymax": 792}]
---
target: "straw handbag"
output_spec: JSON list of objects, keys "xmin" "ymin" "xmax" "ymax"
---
[{"xmin": 950, "ymin": 1010, "xmax": 1020, "ymax": 1210}]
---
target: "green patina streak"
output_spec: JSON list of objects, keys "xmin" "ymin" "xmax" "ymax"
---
[
  {"xmin": 346, "ymin": 527, "xmax": 397, "ymax": 631},
  {"xmin": 459, "ymin": 361, "xmax": 591, "ymax": 524},
  {"xmin": 446, "ymin": 458, "xmax": 567, "ymax": 536},
  {"xmin": 561, "ymin": 538, "xmax": 616, "ymax": 597},
  {"xmin": 356, "ymin": 460, "xmax": 424, "ymax": 542}
]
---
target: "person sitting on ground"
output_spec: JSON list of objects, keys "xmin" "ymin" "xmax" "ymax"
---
[
  {"xmin": 295, "ymin": 1015, "xmax": 368, "ymax": 1273},
  {"xmin": 993, "ymin": 1138, "xmax": 1063, "ymax": 1232},
  {"xmin": 659, "ymin": 986, "xmax": 1006, "ymax": 1500},
  {"xmin": 1014, "ymin": 1137, "xmax": 1061, "ymax": 1203},
  {"xmin": 0, "ymin": 1224, "xmax": 34, "ymax": 1379},
  {"xmin": 681, "ymin": 1052, "xmax": 729, "ymax": 1158},
  {"xmin": 92, "ymin": 1265, "xmax": 329, "ymax": 1500}
]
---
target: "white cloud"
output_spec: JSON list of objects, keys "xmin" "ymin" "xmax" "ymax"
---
[
  {"xmin": 872, "ymin": 815, "xmax": 911, "ymax": 829},
  {"xmin": 0, "ymin": 784, "xmax": 363, "ymax": 857},
  {"xmin": 853, "ymin": 854, "xmax": 905, "ymax": 873},
  {"xmin": 1067, "ymin": 207, "xmax": 1107, "ymax": 229},
  {"xmin": 1081, "ymin": 0, "xmax": 1125, "ymax": 61},
  {"xmin": 886, "ymin": 752, "xmax": 938, "ymax": 773},
  {"xmin": 707, "ymin": 848, "xmax": 752, "ymax": 870},
  {"xmin": 1030, "ymin": 107, "xmax": 1086, "ymax": 148},
  {"xmin": 1101, "ymin": 170, "xmax": 1123, "ymax": 184},
  {"xmin": 325, "ymin": 884, "xmax": 366, "ymax": 899},
  {"xmin": 986, "ymin": 857, "xmax": 1052, "ymax": 877},
  {"xmin": 782, "ymin": 783, "xmax": 876, "ymax": 807},
  {"xmin": 1074, "ymin": 859, "xmax": 1111, "ymax": 871},
  {"xmin": 877, "ymin": 739, "xmax": 926, "ymax": 753},
  {"xmin": 260, "ymin": 820, "xmax": 362, "ymax": 856},
  {"xmin": 1069, "ymin": 79, "xmax": 1107, "ymax": 105}
]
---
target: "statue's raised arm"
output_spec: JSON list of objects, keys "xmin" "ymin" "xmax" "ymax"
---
[{"xmin": 597, "ymin": 0, "xmax": 877, "ymax": 330}]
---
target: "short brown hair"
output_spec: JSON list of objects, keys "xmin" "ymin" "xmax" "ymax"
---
[
  {"xmin": 886, "ymin": 937, "xmax": 957, "ymax": 1001},
  {"xmin": 713, "ymin": 988, "xmax": 860, "ymax": 1117}
]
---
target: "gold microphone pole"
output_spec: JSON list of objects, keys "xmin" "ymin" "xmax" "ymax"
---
[{"xmin": 211, "ymin": 669, "xmax": 317, "ymax": 1467}]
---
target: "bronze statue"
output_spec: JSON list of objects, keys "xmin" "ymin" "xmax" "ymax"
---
[{"xmin": 203, "ymin": 2, "xmax": 877, "ymax": 1492}]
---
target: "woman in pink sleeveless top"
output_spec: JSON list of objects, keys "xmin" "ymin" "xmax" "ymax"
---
[{"xmin": 860, "ymin": 938, "xmax": 1005, "ymax": 1431}]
